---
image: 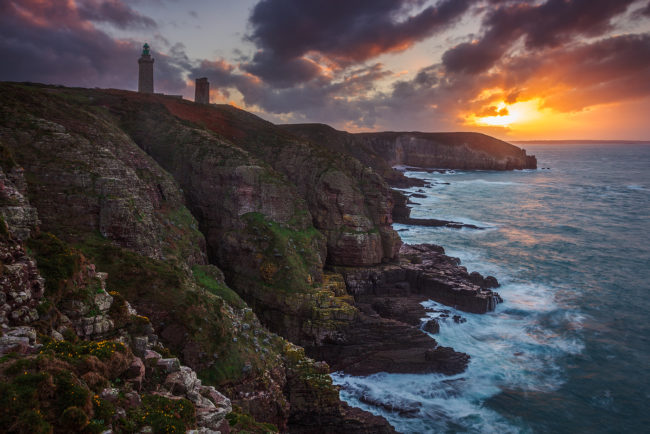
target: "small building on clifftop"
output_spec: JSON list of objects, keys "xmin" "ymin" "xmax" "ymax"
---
[{"xmin": 195, "ymin": 77, "xmax": 210, "ymax": 104}]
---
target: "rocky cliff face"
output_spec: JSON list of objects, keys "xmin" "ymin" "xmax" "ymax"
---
[
  {"xmin": 0, "ymin": 165, "xmax": 44, "ymax": 327},
  {"xmin": 156, "ymin": 101, "xmax": 402, "ymax": 267},
  {"xmin": 103, "ymin": 94, "xmax": 363, "ymax": 352},
  {"xmin": 0, "ymin": 83, "xmax": 396, "ymax": 432},
  {"xmin": 0, "ymin": 82, "xmax": 524, "ymax": 433},
  {"xmin": 280, "ymin": 123, "xmax": 424, "ymax": 188},
  {"xmin": 0, "ymin": 162, "xmax": 232, "ymax": 433},
  {"xmin": 0, "ymin": 86, "xmax": 207, "ymax": 269},
  {"xmin": 356, "ymin": 131, "xmax": 537, "ymax": 170}
]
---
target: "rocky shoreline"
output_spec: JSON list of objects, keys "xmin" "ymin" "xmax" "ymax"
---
[
  {"xmin": 302, "ymin": 243, "xmax": 501, "ymax": 377},
  {"xmin": 392, "ymin": 189, "xmax": 485, "ymax": 230},
  {"xmin": 0, "ymin": 82, "xmax": 526, "ymax": 433}
]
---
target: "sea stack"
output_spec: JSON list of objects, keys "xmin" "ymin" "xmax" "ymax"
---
[
  {"xmin": 138, "ymin": 43, "xmax": 154, "ymax": 94},
  {"xmin": 195, "ymin": 77, "xmax": 210, "ymax": 104}
]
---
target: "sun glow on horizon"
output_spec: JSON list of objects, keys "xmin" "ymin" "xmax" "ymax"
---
[{"xmin": 469, "ymin": 99, "xmax": 543, "ymax": 128}]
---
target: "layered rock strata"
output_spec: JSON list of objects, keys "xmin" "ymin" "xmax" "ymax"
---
[
  {"xmin": 338, "ymin": 244, "xmax": 501, "ymax": 315},
  {"xmin": 303, "ymin": 244, "xmax": 500, "ymax": 376},
  {"xmin": 153, "ymin": 98, "xmax": 402, "ymax": 267}
]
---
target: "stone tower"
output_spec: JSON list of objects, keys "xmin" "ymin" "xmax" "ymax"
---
[
  {"xmin": 138, "ymin": 43, "xmax": 154, "ymax": 94},
  {"xmin": 195, "ymin": 77, "xmax": 210, "ymax": 104}
]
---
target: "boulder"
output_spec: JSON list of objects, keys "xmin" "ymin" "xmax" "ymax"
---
[
  {"xmin": 124, "ymin": 357, "xmax": 145, "ymax": 391},
  {"xmin": 164, "ymin": 366, "xmax": 199, "ymax": 395},
  {"xmin": 422, "ymin": 319, "xmax": 440, "ymax": 334},
  {"xmin": 424, "ymin": 346, "xmax": 470, "ymax": 375},
  {"xmin": 156, "ymin": 357, "xmax": 181, "ymax": 373}
]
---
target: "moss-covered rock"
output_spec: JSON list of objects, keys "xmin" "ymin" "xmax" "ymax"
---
[{"xmin": 0, "ymin": 83, "xmax": 207, "ymax": 268}]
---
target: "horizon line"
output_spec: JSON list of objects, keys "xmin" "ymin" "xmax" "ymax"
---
[{"xmin": 510, "ymin": 139, "xmax": 650, "ymax": 144}]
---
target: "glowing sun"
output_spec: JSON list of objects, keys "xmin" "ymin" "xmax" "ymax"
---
[{"xmin": 469, "ymin": 99, "xmax": 544, "ymax": 128}]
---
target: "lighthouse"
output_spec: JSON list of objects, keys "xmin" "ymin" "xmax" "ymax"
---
[{"xmin": 138, "ymin": 43, "xmax": 154, "ymax": 94}]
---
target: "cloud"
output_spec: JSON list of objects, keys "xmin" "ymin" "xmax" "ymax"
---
[
  {"xmin": 78, "ymin": 0, "xmax": 156, "ymax": 29},
  {"xmin": 524, "ymin": 33, "xmax": 650, "ymax": 112},
  {"xmin": 0, "ymin": 0, "xmax": 185, "ymax": 92},
  {"xmin": 0, "ymin": 0, "xmax": 648, "ymax": 138},
  {"xmin": 372, "ymin": 31, "xmax": 650, "ymax": 132},
  {"xmin": 642, "ymin": 1, "xmax": 650, "ymax": 17},
  {"xmin": 244, "ymin": 0, "xmax": 474, "ymax": 86},
  {"xmin": 192, "ymin": 59, "xmax": 391, "ymax": 127},
  {"xmin": 443, "ymin": 0, "xmax": 637, "ymax": 74},
  {"xmin": 476, "ymin": 106, "xmax": 509, "ymax": 117}
]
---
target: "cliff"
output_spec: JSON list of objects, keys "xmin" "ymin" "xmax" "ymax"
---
[
  {"xmin": 356, "ymin": 131, "xmax": 537, "ymax": 170},
  {"xmin": 0, "ymin": 83, "xmax": 394, "ymax": 433},
  {"xmin": 0, "ymin": 82, "xmax": 513, "ymax": 433},
  {"xmin": 280, "ymin": 123, "xmax": 424, "ymax": 188},
  {"xmin": 148, "ymin": 100, "xmax": 402, "ymax": 268},
  {"xmin": 282, "ymin": 125, "xmax": 536, "ymax": 175}
]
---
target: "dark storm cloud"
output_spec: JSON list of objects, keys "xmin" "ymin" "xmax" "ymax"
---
[
  {"xmin": 244, "ymin": 0, "xmax": 474, "ymax": 86},
  {"xmin": 244, "ymin": 51, "xmax": 323, "ymax": 88},
  {"xmin": 78, "ymin": 0, "xmax": 157, "ymax": 29},
  {"xmin": 642, "ymin": 1, "xmax": 650, "ymax": 17},
  {"xmin": 443, "ymin": 0, "xmax": 637, "ymax": 74},
  {"xmin": 529, "ymin": 33, "xmax": 650, "ymax": 111},
  {"xmin": 0, "ymin": 0, "xmax": 185, "ymax": 93},
  {"xmin": 192, "ymin": 60, "xmax": 390, "ymax": 127}
]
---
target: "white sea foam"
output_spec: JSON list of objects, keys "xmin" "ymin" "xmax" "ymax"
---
[
  {"xmin": 332, "ymin": 371, "xmax": 526, "ymax": 434},
  {"xmin": 331, "ymin": 267, "xmax": 583, "ymax": 433}
]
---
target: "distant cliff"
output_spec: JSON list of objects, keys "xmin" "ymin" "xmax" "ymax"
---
[
  {"xmin": 281, "ymin": 125, "xmax": 537, "ymax": 184},
  {"xmin": 357, "ymin": 131, "xmax": 537, "ymax": 170}
]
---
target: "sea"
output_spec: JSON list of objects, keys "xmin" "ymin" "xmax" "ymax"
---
[{"xmin": 331, "ymin": 143, "xmax": 650, "ymax": 433}]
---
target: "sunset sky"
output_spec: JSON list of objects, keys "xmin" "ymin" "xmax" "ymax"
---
[{"xmin": 1, "ymin": 0, "xmax": 649, "ymax": 140}]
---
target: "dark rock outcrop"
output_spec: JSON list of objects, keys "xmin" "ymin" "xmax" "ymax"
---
[
  {"xmin": 303, "ymin": 243, "xmax": 501, "ymax": 376},
  {"xmin": 337, "ymin": 243, "xmax": 502, "ymax": 315},
  {"xmin": 392, "ymin": 190, "xmax": 484, "ymax": 229},
  {"xmin": 309, "ymin": 309, "xmax": 469, "ymax": 376},
  {"xmin": 397, "ymin": 216, "xmax": 484, "ymax": 230},
  {"xmin": 422, "ymin": 318, "xmax": 440, "ymax": 334}
]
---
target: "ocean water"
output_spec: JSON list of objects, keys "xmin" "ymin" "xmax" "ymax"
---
[{"xmin": 331, "ymin": 144, "xmax": 650, "ymax": 433}]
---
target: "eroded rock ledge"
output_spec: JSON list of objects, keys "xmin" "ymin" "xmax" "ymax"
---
[
  {"xmin": 340, "ymin": 244, "xmax": 501, "ymax": 314},
  {"xmin": 304, "ymin": 243, "xmax": 501, "ymax": 377}
]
